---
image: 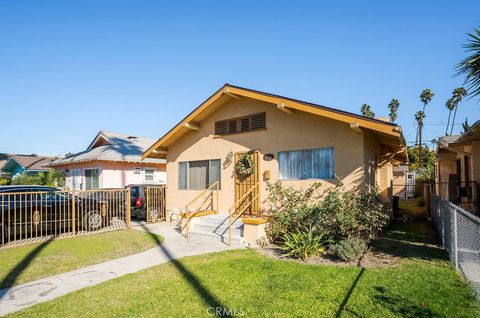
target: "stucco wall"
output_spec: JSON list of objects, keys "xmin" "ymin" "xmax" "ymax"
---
[
  {"xmin": 166, "ymin": 97, "xmax": 371, "ymax": 214},
  {"xmin": 57, "ymin": 160, "xmax": 166, "ymax": 189},
  {"xmin": 472, "ymin": 141, "xmax": 480, "ymax": 185}
]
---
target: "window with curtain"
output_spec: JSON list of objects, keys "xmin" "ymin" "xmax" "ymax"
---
[
  {"xmin": 178, "ymin": 159, "xmax": 221, "ymax": 190},
  {"xmin": 278, "ymin": 147, "xmax": 334, "ymax": 180}
]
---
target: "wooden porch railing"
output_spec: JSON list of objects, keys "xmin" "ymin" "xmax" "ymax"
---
[
  {"xmin": 227, "ymin": 183, "xmax": 260, "ymax": 246},
  {"xmin": 184, "ymin": 181, "xmax": 220, "ymax": 238}
]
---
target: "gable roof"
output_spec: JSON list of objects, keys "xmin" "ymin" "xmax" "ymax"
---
[
  {"xmin": 49, "ymin": 131, "xmax": 165, "ymax": 167},
  {"xmin": 454, "ymin": 120, "xmax": 480, "ymax": 144},
  {"xmin": 0, "ymin": 153, "xmax": 11, "ymax": 172},
  {"xmin": 436, "ymin": 135, "xmax": 461, "ymax": 154},
  {"xmin": 1, "ymin": 154, "xmax": 55, "ymax": 172},
  {"xmin": 143, "ymin": 84, "xmax": 407, "ymax": 160}
]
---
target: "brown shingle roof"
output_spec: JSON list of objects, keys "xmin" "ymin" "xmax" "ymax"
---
[{"xmin": 2, "ymin": 154, "xmax": 56, "ymax": 171}]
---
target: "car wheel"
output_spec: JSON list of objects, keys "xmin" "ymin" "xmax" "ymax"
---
[
  {"xmin": 148, "ymin": 209, "xmax": 158, "ymax": 223},
  {"xmin": 83, "ymin": 211, "xmax": 103, "ymax": 231}
]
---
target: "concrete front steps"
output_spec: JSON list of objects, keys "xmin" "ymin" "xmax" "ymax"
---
[{"xmin": 188, "ymin": 214, "xmax": 244, "ymax": 245}]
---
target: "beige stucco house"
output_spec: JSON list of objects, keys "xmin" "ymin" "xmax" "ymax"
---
[
  {"xmin": 435, "ymin": 121, "xmax": 480, "ymax": 214},
  {"xmin": 143, "ymin": 84, "xmax": 407, "ymax": 220}
]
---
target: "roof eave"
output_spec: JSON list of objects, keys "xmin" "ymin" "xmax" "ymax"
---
[{"xmin": 143, "ymin": 84, "xmax": 404, "ymax": 159}]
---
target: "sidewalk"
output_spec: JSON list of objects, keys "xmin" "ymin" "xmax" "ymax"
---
[{"xmin": 0, "ymin": 221, "xmax": 243, "ymax": 316}]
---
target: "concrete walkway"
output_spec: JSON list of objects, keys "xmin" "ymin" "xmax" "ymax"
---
[{"xmin": 0, "ymin": 221, "xmax": 243, "ymax": 316}]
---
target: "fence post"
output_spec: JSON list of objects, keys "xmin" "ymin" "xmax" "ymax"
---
[
  {"xmin": 71, "ymin": 190, "xmax": 76, "ymax": 236},
  {"xmin": 424, "ymin": 183, "xmax": 430, "ymax": 216},
  {"xmin": 453, "ymin": 207, "xmax": 459, "ymax": 270},
  {"xmin": 146, "ymin": 187, "xmax": 149, "ymax": 223},
  {"xmin": 126, "ymin": 188, "xmax": 131, "ymax": 228}
]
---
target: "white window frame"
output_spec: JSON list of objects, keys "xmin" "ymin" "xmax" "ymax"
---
[
  {"xmin": 144, "ymin": 168, "xmax": 155, "ymax": 183},
  {"xmin": 84, "ymin": 167, "xmax": 100, "ymax": 190}
]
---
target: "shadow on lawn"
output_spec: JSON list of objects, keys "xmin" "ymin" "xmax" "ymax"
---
[
  {"xmin": 335, "ymin": 268, "xmax": 365, "ymax": 318},
  {"xmin": 368, "ymin": 221, "xmax": 448, "ymax": 262},
  {"xmin": 139, "ymin": 224, "xmax": 233, "ymax": 317},
  {"xmin": 0, "ymin": 238, "xmax": 53, "ymax": 292},
  {"xmin": 373, "ymin": 286, "xmax": 443, "ymax": 318}
]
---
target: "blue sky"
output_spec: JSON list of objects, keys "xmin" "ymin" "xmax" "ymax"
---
[{"xmin": 1, "ymin": 1, "xmax": 479, "ymax": 156}]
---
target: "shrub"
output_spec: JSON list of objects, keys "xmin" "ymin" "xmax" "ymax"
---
[
  {"xmin": 280, "ymin": 227, "xmax": 329, "ymax": 260},
  {"xmin": 313, "ymin": 184, "xmax": 390, "ymax": 241},
  {"xmin": 265, "ymin": 182, "xmax": 390, "ymax": 244},
  {"xmin": 331, "ymin": 238, "xmax": 368, "ymax": 262},
  {"xmin": 415, "ymin": 196, "xmax": 425, "ymax": 207},
  {"xmin": 264, "ymin": 182, "xmax": 322, "ymax": 242}
]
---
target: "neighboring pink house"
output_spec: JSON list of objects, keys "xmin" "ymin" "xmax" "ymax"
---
[{"xmin": 49, "ymin": 131, "xmax": 166, "ymax": 190}]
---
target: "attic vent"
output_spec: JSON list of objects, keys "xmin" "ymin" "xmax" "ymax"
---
[
  {"xmin": 127, "ymin": 136, "xmax": 138, "ymax": 140},
  {"xmin": 214, "ymin": 112, "xmax": 266, "ymax": 136}
]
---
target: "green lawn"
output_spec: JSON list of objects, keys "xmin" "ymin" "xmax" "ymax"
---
[
  {"xmin": 0, "ymin": 229, "xmax": 163, "ymax": 289},
  {"xmin": 398, "ymin": 199, "xmax": 426, "ymax": 218},
  {"xmin": 8, "ymin": 221, "xmax": 479, "ymax": 318}
]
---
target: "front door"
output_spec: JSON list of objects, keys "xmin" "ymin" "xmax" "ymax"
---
[{"xmin": 234, "ymin": 151, "xmax": 260, "ymax": 215}]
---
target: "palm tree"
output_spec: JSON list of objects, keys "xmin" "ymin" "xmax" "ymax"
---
[
  {"xmin": 455, "ymin": 28, "xmax": 480, "ymax": 100},
  {"xmin": 360, "ymin": 104, "xmax": 375, "ymax": 118},
  {"xmin": 450, "ymin": 87, "xmax": 468, "ymax": 135},
  {"xmin": 388, "ymin": 99, "xmax": 400, "ymax": 122},
  {"xmin": 420, "ymin": 89, "xmax": 434, "ymax": 112},
  {"xmin": 415, "ymin": 110, "xmax": 426, "ymax": 168},
  {"xmin": 445, "ymin": 97, "xmax": 457, "ymax": 135},
  {"xmin": 418, "ymin": 89, "xmax": 434, "ymax": 168}
]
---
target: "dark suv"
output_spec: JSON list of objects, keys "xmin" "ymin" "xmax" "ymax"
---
[
  {"xmin": 125, "ymin": 184, "xmax": 159, "ymax": 219},
  {"xmin": 0, "ymin": 185, "xmax": 113, "ymax": 241}
]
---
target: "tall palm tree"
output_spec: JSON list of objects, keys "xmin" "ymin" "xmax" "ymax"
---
[
  {"xmin": 445, "ymin": 97, "xmax": 457, "ymax": 135},
  {"xmin": 418, "ymin": 89, "xmax": 434, "ymax": 168},
  {"xmin": 455, "ymin": 28, "xmax": 480, "ymax": 100},
  {"xmin": 415, "ymin": 110, "xmax": 426, "ymax": 168},
  {"xmin": 450, "ymin": 87, "xmax": 468, "ymax": 135},
  {"xmin": 420, "ymin": 89, "xmax": 434, "ymax": 112},
  {"xmin": 360, "ymin": 104, "xmax": 375, "ymax": 118},
  {"xmin": 388, "ymin": 99, "xmax": 400, "ymax": 122}
]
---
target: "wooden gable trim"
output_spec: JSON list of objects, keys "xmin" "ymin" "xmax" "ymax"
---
[
  {"xmin": 87, "ymin": 131, "xmax": 115, "ymax": 150},
  {"xmin": 143, "ymin": 84, "xmax": 404, "ymax": 159}
]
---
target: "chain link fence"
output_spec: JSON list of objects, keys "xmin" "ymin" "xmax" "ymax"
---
[{"xmin": 431, "ymin": 194, "xmax": 480, "ymax": 301}]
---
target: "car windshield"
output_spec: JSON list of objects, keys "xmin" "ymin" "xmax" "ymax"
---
[{"xmin": 131, "ymin": 187, "xmax": 139, "ymax": 198}]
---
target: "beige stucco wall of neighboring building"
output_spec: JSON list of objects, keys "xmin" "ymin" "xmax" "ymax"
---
[
  {"xmin": 435, "ymin": 154, "xmax": 456, "ymax": 199},
  {"xmin": 362, "ymin": 130, "xmax": 393, "ymax": 201},
  {"xmin": 165, "ymin": 97, "xmax": 388, "ymax": 214},
  {"xmin": 54, "ymin": 160, "xmax": 166, "ymax": 190},
  {"xmin": 472, "ymin": 141, "xmax": 480, "ymax": 185}
]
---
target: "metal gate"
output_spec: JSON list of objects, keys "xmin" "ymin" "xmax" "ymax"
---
[{"xmin": 145, "ymin": 186, "xmax": 166, "ymax": 223}]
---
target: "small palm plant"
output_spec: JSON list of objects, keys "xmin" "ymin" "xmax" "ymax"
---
[
  {"xmin": 360, "ymin": 104, "xmax": 375, "ymax": 118},
  {"xmin": 388, "ymin": 99, "xmax": 400, "ymax": 123},
  {"xmin": 462, "ymin": 118, "xmax": 471, "ymax": 133},
  {"xmin": 281, "ymin": 227, "xmax": 330, "ymax": 261}
]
